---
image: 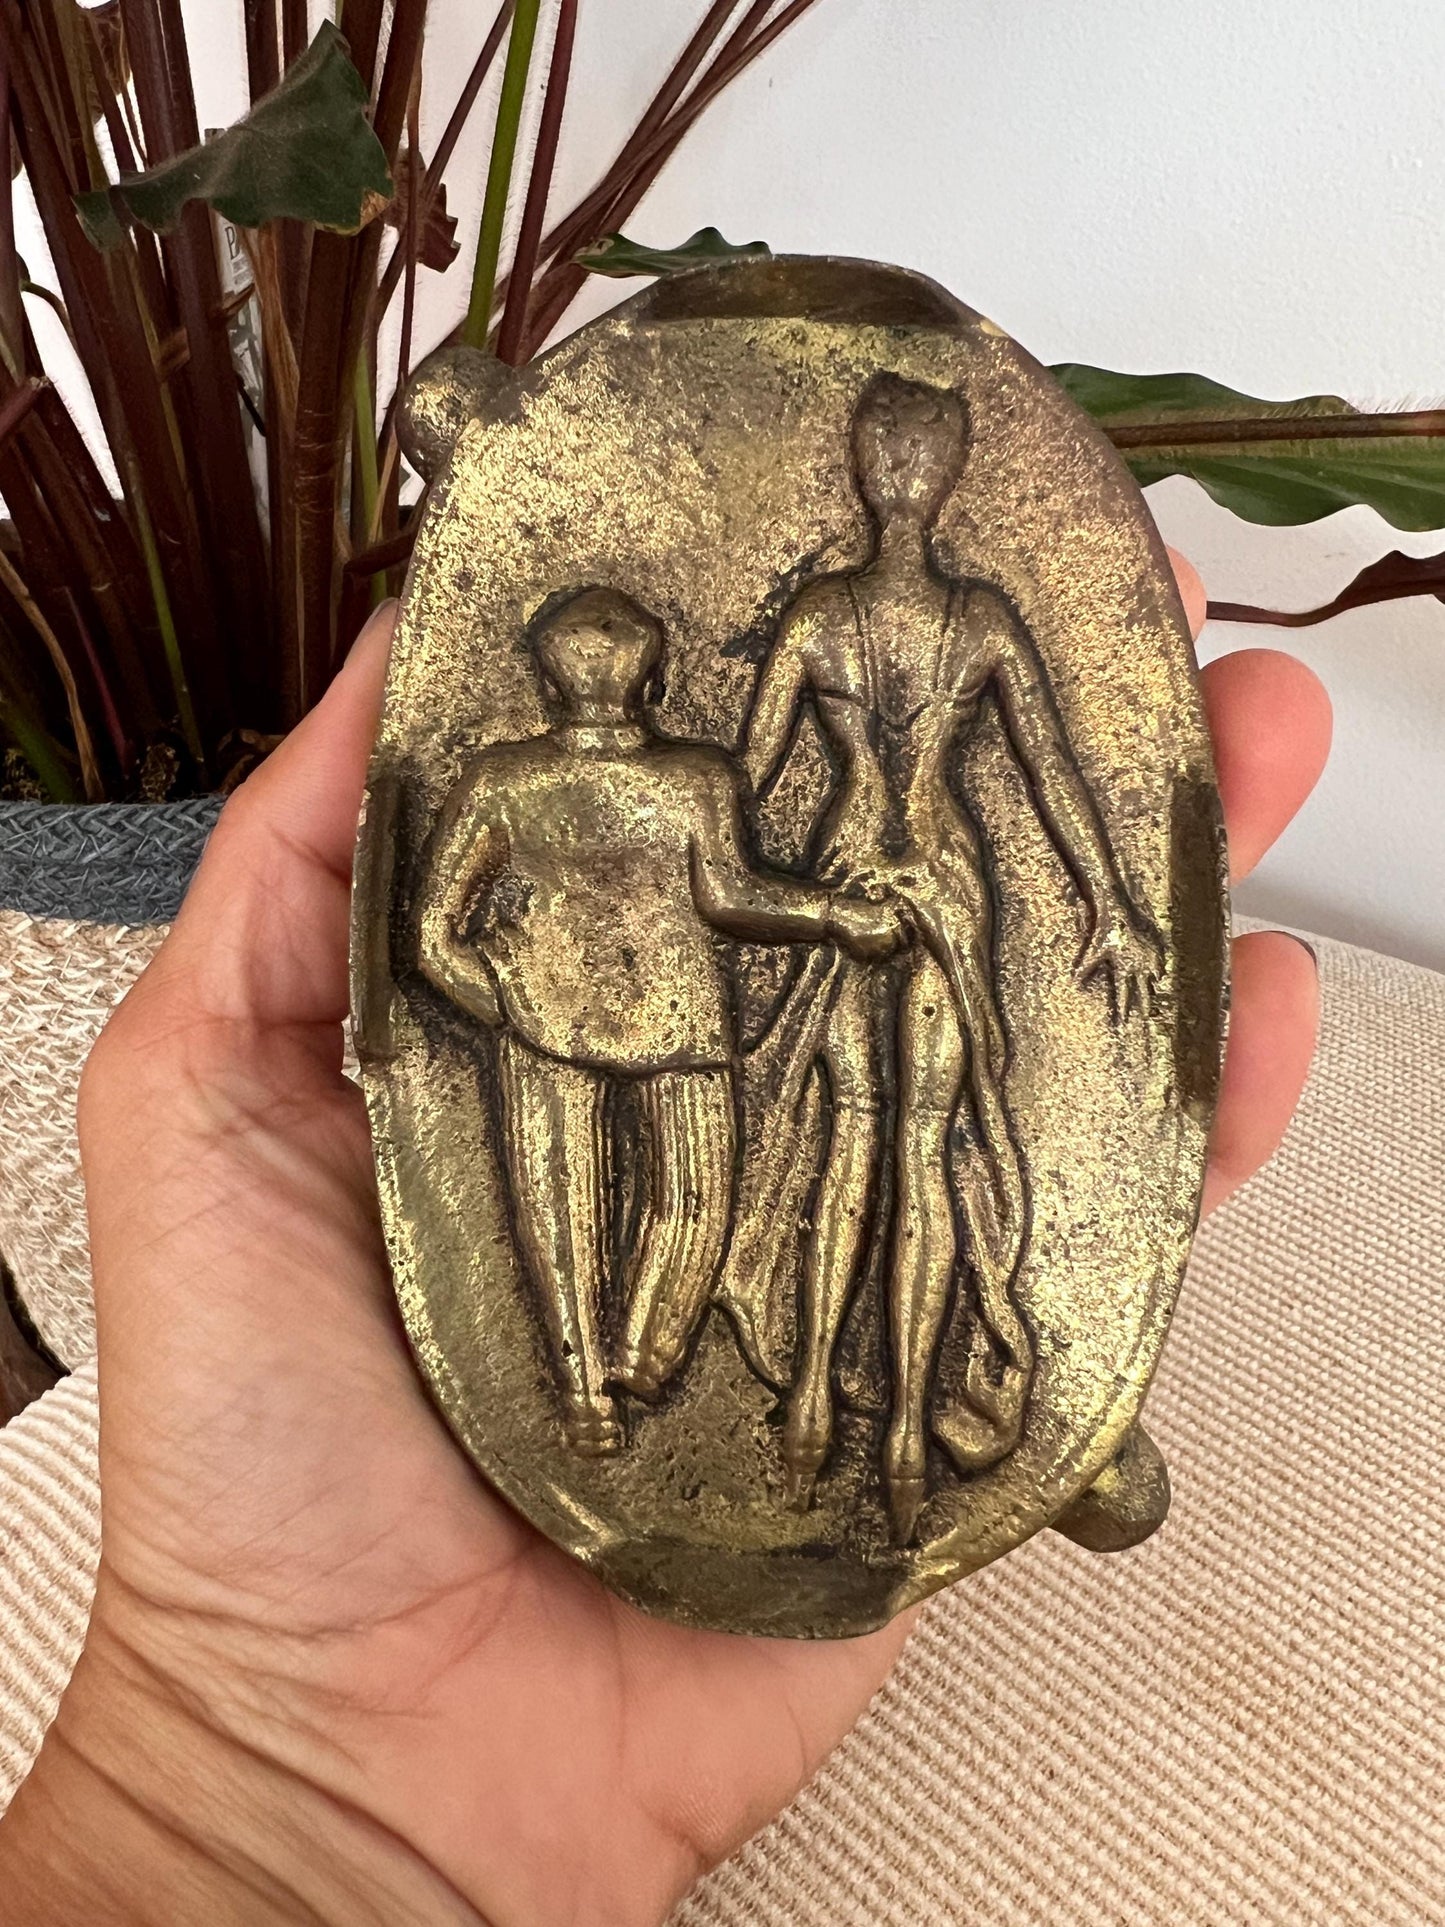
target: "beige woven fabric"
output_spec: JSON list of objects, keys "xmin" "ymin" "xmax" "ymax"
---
[
  {"xmin": 0, "ymin": 1358, "xmax": 98, "ymax": 1804},
  {"xmin": 0, "ymin": 932, "xmax": 1441, "ymax": 1923},
  {"xmin": 0, "ymin": 909, "xmax": 166, "ymax": 1368}
]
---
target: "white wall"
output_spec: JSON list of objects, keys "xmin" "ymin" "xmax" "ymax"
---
[{"xmin": 186, "ymin": 2, "xmax": 1445, "ymax": 967}]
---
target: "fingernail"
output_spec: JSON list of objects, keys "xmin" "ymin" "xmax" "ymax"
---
[
  {"xmin": 1288, "ymin": 934, "xmax": 1318, "ymax": 966},
  {"xmin": 354, "ymin": 597, "xmax": 400, "ymax": 646},
  {"xmin": 342, "ymin": 598, "xmax": 400, "ymax": 672}
]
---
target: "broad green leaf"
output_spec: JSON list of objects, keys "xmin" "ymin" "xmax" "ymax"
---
[
  {"xmin": 1053, "ymin": 364, "xmax": 1445, "ymax": 532},
  {"xmin": 576, "ymin": 227, "xmax": 771, "ymax": 279},
  {"xmin": 1124, "ymin": 450, "xmax": 1445, "ymax": 531},
  {"xmin": 75, "ymin": 22, "xmax": 392, "ymax": 250},
  {"xmin": 1051, "ymin": 364, "xmax": 1352, "ymax": 426}
]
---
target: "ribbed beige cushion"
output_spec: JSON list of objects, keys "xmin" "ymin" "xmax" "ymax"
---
[
  {"xmin": 0, "ymin": 1359, "xmax": 98, "ymax": 1802},
  {"xmin": 0, "ymin": 909, "xmax": 164, "ymax": 1368},
  {"xmin": 2, "ymin": 931, "xmax": 1441, "ymax": 1922}
]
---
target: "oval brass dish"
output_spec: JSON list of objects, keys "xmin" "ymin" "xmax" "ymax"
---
[{"xmin": 351, "ymin": 259, "xmax": 1228, "ymax": 1637}]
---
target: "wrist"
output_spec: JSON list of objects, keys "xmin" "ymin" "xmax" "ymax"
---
[{"xmin": 0, "ymin": 1611, "xmax": 483, "ymax": 1926}]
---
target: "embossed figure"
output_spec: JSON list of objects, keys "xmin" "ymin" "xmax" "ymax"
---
[
  {"xmin": 734, "ymin": 374, "xmax": 1161, "ymax": 1541},
  {"xmin": 418, "ymin": 587, "xmax": 900, "ymax": 1458}
]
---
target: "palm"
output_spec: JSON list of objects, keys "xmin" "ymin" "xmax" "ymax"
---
[{"xmin": 73, "ymin": 564, "xmax": 1328, "ymax": 1923}]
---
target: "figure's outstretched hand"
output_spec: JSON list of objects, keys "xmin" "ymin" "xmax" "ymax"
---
[
  {"xmin": 0, "ymin": 553, "xmax": 1329, "ymax": 1925},
  {"xmin": 1074, "ymin": 905, "xmax": 1165, "ymax": 1024}
]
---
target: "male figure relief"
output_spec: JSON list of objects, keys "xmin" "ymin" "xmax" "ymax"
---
[
  {"xmin": 418, "ymin": 587, "xmax": 901, "ymax": 1457},
  {"xmin": 738, "ymin": 373, "xmax": 1161, "ymax": 1541}
]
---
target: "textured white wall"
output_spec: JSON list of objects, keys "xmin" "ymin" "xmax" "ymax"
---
[{"xmin": 187, "ymin": 2, "xmax": 1445, "ymax": 965}]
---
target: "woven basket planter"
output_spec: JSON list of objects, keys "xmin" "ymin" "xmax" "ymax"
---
[{"xmin": 0, "ymin": 800, "xmax": 222, "ymax": 1370}]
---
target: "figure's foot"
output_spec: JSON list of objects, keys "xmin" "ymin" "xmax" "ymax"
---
[
  {"xmin": 933, "ymin": 1405, "xmax": 1015, "ymax": 1473},
  {"xmin": 562, "ymin": 1391, "xmax": 624, "ymax": 1458},
  {"xmin": 884, "ymin": 1420, "xmax": 928, "ymax": 1545},
  {"xmin": 612, "ymin": 1342, "xmax": 672, "ymax": 1400},
  {"xmin": 781, "ymin": 1373, "xmax": 834, "ymax": 1512}
]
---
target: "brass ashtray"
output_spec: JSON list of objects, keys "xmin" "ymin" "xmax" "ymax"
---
[{"xmin": 350, "ymin": 258, "xmax": 1227, "ymax": 1637}]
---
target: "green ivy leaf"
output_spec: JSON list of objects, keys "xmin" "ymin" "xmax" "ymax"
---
[
  {"xmin": 576, "ymin": 227, "xmax": 771, "ymax": 279},
  {"xmin": 1053, "ymin": 364, "xmax": 1445, "ymax": 532},
  {"xmin": 75, "ymin": 21, "xmax": 393, "ymax": 250}
]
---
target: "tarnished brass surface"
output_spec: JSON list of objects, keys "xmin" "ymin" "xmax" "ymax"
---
[{"xmin": 351, "ymin": 259, "xmax": 1228, "ymax": 1638}]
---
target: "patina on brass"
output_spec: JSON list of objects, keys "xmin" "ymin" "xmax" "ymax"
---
[{"xmin": 351, "ymin": 258, "xmax": 1228, "ymax": 1638}]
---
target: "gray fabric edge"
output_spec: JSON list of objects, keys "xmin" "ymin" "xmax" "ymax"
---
[{"xmin": 0, "ymin": 798, "xmax": 223, "ymax": 925}]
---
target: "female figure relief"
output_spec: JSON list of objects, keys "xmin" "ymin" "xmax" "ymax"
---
[{"xmin": 728, "ymin": 374, "xmax": 1161, "ymax": 1542}]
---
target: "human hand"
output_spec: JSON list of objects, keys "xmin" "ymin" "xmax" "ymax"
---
[
  {"xmin": 1074, "ymin": 902, "xmax": 1164, "ymax": 1024},
  {"xmin": 828, "ymin": 889, "xmax": 909, "ymax": 962},
  {"xmin": 441, "ymin": 956, "xmax": 505, "ymax": 1030},
  {"xmin": 0, "ymin": 552, "xmax": 1328, "ymax": 1923}
]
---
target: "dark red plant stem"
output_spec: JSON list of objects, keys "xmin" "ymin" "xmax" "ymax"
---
[
  {"xmin": 397, "ymin": 75, "xmax": 421, "ymax": 420},
  {"xmin": 116, "ymin": 0, "xmax": 180, "ymax": 154},
  {"xmin": 380, "ymin": 462, "xmax": 404, "ymax": 599},
  {"xmin": 513, "ymin": 0, "xmax": 741, "ymax": 291},
  {"xmin": 244, "ymin": 0, "xmax": 280, "ymax": 103},
  {"xmin": 292, "ymin": 0, "xmax": 426, "ymax": 705},
  {"xmin": 519, "ymin": 0, "xmax": 823, "ymax": 355},
  {"xmin": 0, "ymin": 456, "xmax": 121, "ymax": 783},
  {"xmin": 0, "ymin": 0, "xmax": 226, "ymax": 757},
  {"xmin": 371, "ymin": 0, "xmax": 427, "ymax": 158},
  {"xmin": 1207, "ymin": 601, "xmax": 1314, "ymax": 627},
  {"xmin": 335, "ymin": 569, "xmax": 373, "ymax": 663},
  {"xmin": 61, "ymin": 591, "xmax": 129, "ymax": 785},
  {"xmin": 29, "ymin": 4, "xmax": 90, "ymax": 190},
  {"xmin": 375, "ymin": 1, "xmax": 515, "ymax": 318},
  {"xmin": 155, "ymin": 0, "xmax": 205, "ymax": 134},
  {"xmin": 345, "ymin": 526, "xmax": 418, "ymax": 578},
  {"xmin": 705, "ymin": 1, "xmax": 821, "ymax": 87},
  {"xmin": 277, "ymin": 0, "xmax": 311, "ymax": 329},
  {"xmin": 0, "ymin": 375, "xmax": 36, "ymax": 442},
  {"xmin": 517, "ymin": 112, "xmax": 695, "ymax": 357},
  {"xmin": 1208, "ymin": 570, "xmax": 1445, "ymax": 629},
  {"xmin": 25, "ymin": 365, "xmax": 153, "ymax": 608},
  {"xmin": 380, "ymin": 0, "xmax": 817, "ymax": 579},
  {"xmin": 281, "ymin": 0, "xmax": 307, "ymax": 62},
  {"xmin": 430, "ymin": 0, "xmax": 514, "ymax": 185},
  {"xmin": 18, "ymin": 409, "xmax": 158, "ymax": 729},
  {"xmin": 290, "ymin": 231, "xmax": 359, "ymax": 711},
  {"xmin": 127, "ymin": 0, "xmax": 274, "ymax": 730},
  {"xmin": 32, "ymin": 380, "xmax": 155, "ymax": 647},
  {"xmin": 0, "ymin": 365, "xmax": 158, "ymax": 746},
  {"xmin": 0, "ymin": 591, "xmax": 62, "ymax": 709},
  {"xmin": 0, "ymin": 592, "xmax": 72, "ymax": 763},
  {"xmin": 344, "ymin": 329, "xmax": 370, "ymax": 633},
  {"xmin": 496, "ymin": 0, "xmax": 577, "ymax": 365},
  {"xmin": 0, "ymin": 49, "xmax": 24, "ymax": 375},
  {"xmin": 1110, "ymin": 411, "xmax": 1445, "ymax": 449},
  {"xmin": 627, "ymin": 0, "xmax": 744, "ymax": 151},
  {"xmin": 340, "ymin": 0, "xmax": 386, "ymax": 102},
  {"xmin": 80, "ymin": 20, "xmax": 174, "ymax": 335},
  {"xmin": 340, "ymin": 0, "xmax": 427, "ymax": 649}
]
